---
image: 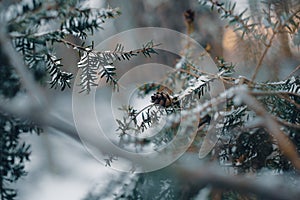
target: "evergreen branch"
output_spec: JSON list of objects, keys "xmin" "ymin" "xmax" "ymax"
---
[
  {"xmin": 277, "ymin": 94, "xmax": 300, "ymax": 110},
  {"xmin": 252, "ymin": 91, "xmax": 300, "ymax": 111},
  {"xmin": 236, "ymin": 87, "xmax": 300, "ymax": 170},
  {"xmin": 6, "ymin": 0, "xmax": 44, "ymax": 25},
  {"xmin": 116, "ymin": 104, "xmax": 156, "ymax": 135},
  {"xmin": 252, "ymin": 7, "xmax": 300, "ymax": 81},
  {"xmin": 0, "ymin": 28, "xmax": 46, "ymax": 106},
  {"xmin": 74, "ymin": 40, "xmax": 159, "ymax": 93},
  {"xmin": 59, "ymin": 7, "xmax": 120, "ymax": 39},
  {"xmin": 77, "ymin": 51, "xmax": 99, "ymax": 93},
  {"xmin": 56, "ymin": 39, "xmax": 159, "ymax": 61},
  {"xmin": 221, "ymin": 106, "xmax": 247, "ymax": 132},
  {"xmin": 176, "ymin": 74, "xmax": 215, "ymax": 102},
  {"xmin": 178, "ymin": 84, "xmax": 300, "ymax": 169},
  {"xmin": 99, "ymin": 64, "xmax": 118, "ymax": 89},
  {"xmin": 46, "ymin": 54, "xmax": 73, "ymax": 90},
  {"xmin": 280, "ymin": 7, "xmax": 300, "ymax": 34},
  {"xmin": 274, "ymin": 117, "xmax": 300, "ymax": 130},
  {"xmin": 104, "ymin": 154, "xmax": 118, "ymax": 167},
  {"xmin": 179, "ymin": 86, "xmax": 237, "ymax": 122},
  {"xmin": 238, "ymin": 92, "xmax": 300, "ymax": 130},
  {"xmin": 172, "ymin": 57, "xmax": 236, "ymax": 87},
  {"xmin": 7, "ymin": 3, "xmax": 121, "ymax": 39},
  {"xmin": 59, "ymin": 38, "xmax": 160, "ymax": 56},
  {"xmin": 199, "ymin": 0, "xmax": 258, "ymax": 38},
  {"xmin": 129, "ymin": 104, "xmax": 154, "ymax": 125}
]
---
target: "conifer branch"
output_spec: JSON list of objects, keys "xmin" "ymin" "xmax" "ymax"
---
[
  {"xmin": 237, "ymin": 88, "xmax": 300, "ymax": 170},
  {"xmin": 46, "ymin": 54, "xmax": 73, "ymax": 90},
  {"xmin": 0, "ymin": 28, "xmax": 46, "ymax": 106},
  {"xmin": 75, "ymin": 41, "xmax": 159, "ymax": 93}
]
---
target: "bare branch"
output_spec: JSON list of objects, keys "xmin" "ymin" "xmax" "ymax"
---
[
  {"xmin": 0, "ymin": 98, "xmax": 81, "ymax": 142},
  {"xmin": 285, "ymin": 64, "xmax": 300, "ymax": 79},
  {"xmin": 251, "ymin": 30, "xmax": 277, "ymax": 81},
  {"xmin": 181, "ymin": 164, "xmax": 299, "ymax": 200}
]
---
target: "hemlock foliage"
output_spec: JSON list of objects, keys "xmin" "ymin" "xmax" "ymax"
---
[
  {"xmin": 0, "ymin": 0, "xmax": 300, "ymax": 200},
  {"xmin": 0, "ymin": 0, "xmax": 155, "ymax": 199}
]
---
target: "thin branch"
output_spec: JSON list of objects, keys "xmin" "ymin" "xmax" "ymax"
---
[
  {"xmin": 285, "ymin": 64, "xmax": 300, "ymax": 79},
  {"xmin": 58, "ymin": 38, "xmax": 90, "ymax": 52},
  {"xmin": 277, "ymin": 94, "xmax": 300, "ymax": 110},
  {"xmin": 181, "ymin": 164, "xmax": 299, "ymax": 200},
  {"xmin": 58, "ymin": 38, "xmax": 161, "ymax": 54},
  {"xmin": 251, "ymin": 91, "xmax": 300, "ymax": 109},
  {"xmin": 251, "ymin": 29, "xmax": 277, "ymax": 81},
  {"xmin": 251, "ymin": 91, "xmax": 300, "ymax": 98},
  {"xmin": 274, "ymin": 117, "xmax": 300, "ymax": 130},
  {"xmin": 0, "ymin": 98, "xmax": 164, "ymax": 168},
  {"xmin": 0, "ymin": 98, "xmax": 81, "ymax": 142},
  {"xmin": 178, "ymin": 68, "xmax": 200, "ymax": 78},
  {"xmin": 127, "ymin": 104, "xmax": 155, "ymax": 127}
]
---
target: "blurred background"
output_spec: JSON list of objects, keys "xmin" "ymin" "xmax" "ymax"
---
[{"xmin": 15, "ymin": 0, "xmax": 300, "ymax": 199}]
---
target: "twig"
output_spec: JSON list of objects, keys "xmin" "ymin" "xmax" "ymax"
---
[
  {"xmin": 58, "ymin": 38, "xmax": 161, "ymax": 54},
  {"xmin": 251, "ymin": 91, "xmax": 300, "ymax": 109},
  {"xmin": 58, "ymin": 38, "xmax": 90, "ymax": 52},
  {"xmin": 251, "ymin": 91, "xmax": 300, "ymax": 98},
  {"xmin": 285, "ymin": 64, "xmax": 300, "ymax": 79},
  {"xmin": 178, "ymin": 68, "xmax": 200, "ymax": 78},
  {"xmin": 0, "ymin": 99, "xmax": 81, "ymax": 142},
  {"xmin": 274, "ymin": 117, "xmax": 300, "ymax": 130},
  {"xmin": 128, "ymin": 104, "xmax": 155, "ymax": 126},
  {"xmin": 219, "ymin": 76, "xmax": 235, "ymax": 85},
  {"xmin": 278, "ymin": 94, "xmax": 300, "ymax": 110},
  {"xmin": 251, "ymin": 30, "xmax": 277, "ymax": 81}
]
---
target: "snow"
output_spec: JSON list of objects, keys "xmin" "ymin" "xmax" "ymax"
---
[
  {"xmin": 4, "ymin": 121, "xmax": 11, "ymax": 132},
  {"xmin": 175, "ymin": 57, "xmax": 186, "ymax": 69}
]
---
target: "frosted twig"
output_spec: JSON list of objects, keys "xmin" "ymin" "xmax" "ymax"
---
[{"xmin": 181, "ymin": 163, "xmax": 299, "ymax": 200}]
